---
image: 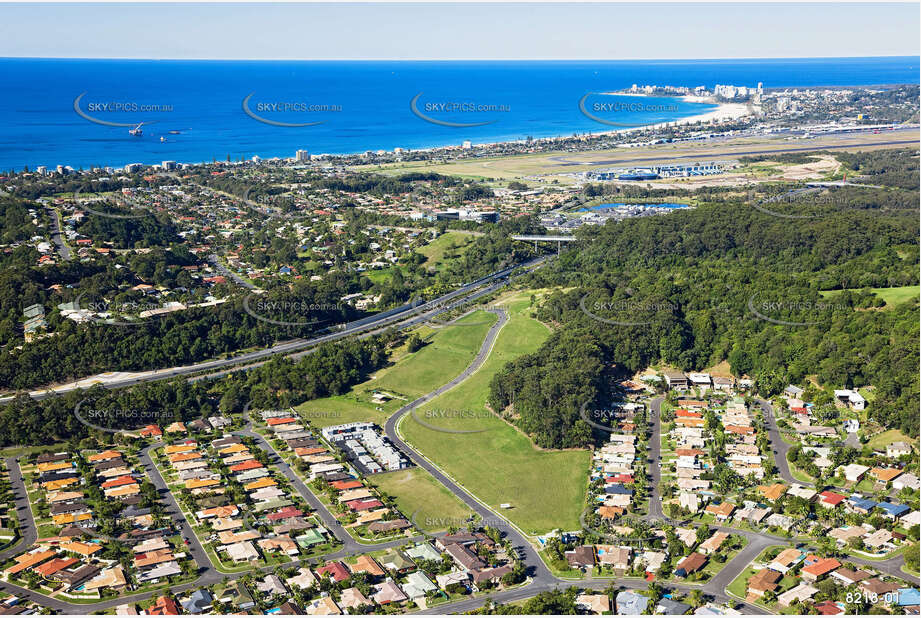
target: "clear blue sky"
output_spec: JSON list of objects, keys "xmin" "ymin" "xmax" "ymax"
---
[{"xmin": 0, "ymin": 2, "xmax": 917, "ymax": 60}]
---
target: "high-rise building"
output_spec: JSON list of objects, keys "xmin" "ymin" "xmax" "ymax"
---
[{"xmin": 295, "ymin": 149, "xmax": 309, "ymax": 163}]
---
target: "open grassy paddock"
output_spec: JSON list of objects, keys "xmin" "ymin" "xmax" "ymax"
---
[{"xmin": 399, "ymin": 291, "xmax": 590, "ymax": 535}]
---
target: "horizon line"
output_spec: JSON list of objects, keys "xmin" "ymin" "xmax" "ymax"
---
[{"xmin": 1, "ymin": 54, "xmax": 918, "ymax": 61}]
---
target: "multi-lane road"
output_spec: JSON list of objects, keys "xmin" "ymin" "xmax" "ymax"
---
[
  {"xmin": 0, "ymin": 300, "xmax": 916, "ymax": 614},
  {"xmin": 0, "ymin": 256, "xmax": 544, "ymax": 404}
]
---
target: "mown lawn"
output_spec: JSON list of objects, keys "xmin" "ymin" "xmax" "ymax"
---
[
  {"xmin": 371, "ymin": 467, "xmax": 475, "ymax": 532},
  {"xmin": 399, "ymin": 292, "xmax": 590, "ymax": 535},
  {"xmin": 296, "ymin": 311, "xmax": 496, "ymax": 429}
]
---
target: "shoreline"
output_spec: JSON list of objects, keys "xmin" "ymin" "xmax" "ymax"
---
[
  {"xmin": 593, "ymin": 92, "xmax": 752, "ymax": 132},
  {"xmin": 44, "ymin": 100, "xmax": 753, "ymax": 173}
]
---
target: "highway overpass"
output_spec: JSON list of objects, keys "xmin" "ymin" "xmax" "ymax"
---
[{"xmin": 511, "ymin": 234, "xmax": 577, "ymax": 252}]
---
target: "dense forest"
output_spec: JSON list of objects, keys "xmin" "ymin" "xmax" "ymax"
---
[
  {"xmin": 0, "ymin": 212, "xmax": 543, "ymax": 390},
  {"xmin": 0, "ymin": 195, "xmax": 40, "ymax": 244},
  {"xmin": 75, "ymin": 206, "xmax": 181, "ymax": 248},
  {"xmin": 0, "ymin": 334, "xmax": 391, "ymax": 446},
  {"xmin": 488, "ymin": 150, "xmax": 920, "ymax": 448}
]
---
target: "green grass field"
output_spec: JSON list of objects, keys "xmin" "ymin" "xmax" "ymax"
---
[
  {"xmin": 399, "ymin": 292, "xmax": 590, "ymax": 535},
  {"xmin": 866, "ymin": 429, "xmax": 916, "ymax": 451},
  {"xmin": 296, "ymin": 311, "xmax": 497, "ymax": 428},
  {"xmin": 371, "ymin": 467, "xmax": 475, "ymax": 533},
  {"xmin": 417, "ymin": 231, "xmax": 476, "ymax": 270},
  {"xmin": 820, "ymin": 285, "xmax": 919, "ymax": 308},
  {"xmin": 362, "ymin": 266, "xmax": 404, "ymax": 286}
]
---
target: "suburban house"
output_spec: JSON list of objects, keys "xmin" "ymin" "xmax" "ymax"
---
[{"xmin": 664, "ymin": 371, "xmax": 689, "ymax": 390}]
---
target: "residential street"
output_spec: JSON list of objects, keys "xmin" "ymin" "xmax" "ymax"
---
[{"xmin": 0, "ymin": 333, "xmax": 915, "ymax": 614}]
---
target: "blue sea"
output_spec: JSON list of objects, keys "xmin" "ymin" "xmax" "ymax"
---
[{"xmin": 0, "ymin": 57, "xmax": 917, "ymax": 171}]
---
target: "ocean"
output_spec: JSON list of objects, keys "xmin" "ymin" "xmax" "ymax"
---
[{"xmin": 0, "ymin": 56, "xmax": 917, "ymax": 171}]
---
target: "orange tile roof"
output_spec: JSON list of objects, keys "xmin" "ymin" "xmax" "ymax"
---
[
  {"xmin": 37, "ymin": 461, "xmax": 73, "ymax": 473},
  {"xmin": 802, "ymin": 558, "xmax": 841, "ymax": 578},
  {"xmin": 61, "ymin": 540, "xmax": 103, "ymax": 556},
  {"xmin": 725, "ymin": 425, "xmax": 755, "ymax": 435},
  {"xmin": 199, "ymin": 505, "xmax": 238, "ymax": 518},
  {"xmin": 164, "ymin": 444, "xmax": 197, "ymax": 454},
  {"xmin": 33, "ymin": 556, "xmax": 78, "ymax": 577},
  {"xmin": 266, "ymin": 416, "xmax": 298, "ymax": 426},
  {"xmin": 705, "ymin": 502, "xmax": 736, "ymax": 518},
  {"xmin": 598, "ymin": 505, "xmax": 625, "ymax": 519},
  {"xmin": 229, "ymin": 459, "xmax": 264, "ymax": 473},
  {"xmin": 52, "ymin": 512, "xmax": 93, "ymax": 525},
  {"xmin": 244, "ymin": 477, "xmax": 276, "ymax": 491},
  {"xmin": 105, "ymin": 484, "xmax": 140, "ymax": 497},
  {"xmin": 101, "ymin": 475, "xmax": 137, "ymax": 489},
  {"xmin": 43, "ymin": 477, "xmax": 78, "ymax": 491},
  {"xmin": 220, "ymin": 443, "xmax": 248, "ymax": 455},
  {"xmin": 168, "ymin": 451, "xmax": 203, "ymax": 464},
  {"xmin": 350, "ymin": 554, "xmax": 385, "ymax": 577},
  {"xmin": 6, "ymin": 550, "xmax": 57, "ymax": 575},
  {"xmin": 759, "ymin": 483, "xmax": 788, "ymax": 501},
  {"xmin": 186, "ymin": 478, "xmax": 220, "ymax": 489},
  {"xmin": 134, "ymin": 549, "xmax": 175, "ymax": 568},
  {"xmin": 871, "ymin": 468, "xmax": 903, "ymax": 482},
  {"xmin": 86, "ymin": 449, "xmax": 122, "ymax": 463}
]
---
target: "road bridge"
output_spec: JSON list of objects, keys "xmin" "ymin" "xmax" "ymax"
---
[{"xmin": 511, "ymin": 234, "xmax": 577, "ymax": 252}]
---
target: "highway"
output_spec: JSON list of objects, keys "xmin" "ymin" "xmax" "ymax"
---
[
  {"xmin": 0, "ymin": 256, "xmax": 545, "ymax": 404},
  {"xmin": 1, "ymin": 321, "xmax": 916, "ymax": 613}
]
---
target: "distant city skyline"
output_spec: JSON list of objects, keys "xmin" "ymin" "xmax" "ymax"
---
[{"xmin": 0, "ymin": 2, "xmax": 918, "ymax": 60}]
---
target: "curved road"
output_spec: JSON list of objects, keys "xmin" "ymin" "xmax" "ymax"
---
[
  {"xmin": 2, "ymin": 329, "xmax": 915, "ymax": 613},
  {"xmin": 383, "ymin": 321, "xmax": 767, "ymax": 614}
]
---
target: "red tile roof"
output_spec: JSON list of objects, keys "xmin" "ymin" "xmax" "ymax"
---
[
  {"xmin": 331, "ymin": 480, "xmax": 363, "ymax": 491},
  {"xmin": 346, "ymin": 499, "xmax": 383, "ymax": 512},
  {"xmin": 147, "ymin": 596, "xmax": 181, "ymax": 615},
  {"xmin": 316, "ymin": 561, "xmax": 350, "ymax": 582},
  {"xmin": 802, "ymin": 558, "xmax": 842, "ymax": 578},
  {"xmin": 819, "ymin": 491, "xmax": 846, "ymax": 506},
  {"xmin": 229, "ymin": 459, "xmax": 264, "ymax": 473}
]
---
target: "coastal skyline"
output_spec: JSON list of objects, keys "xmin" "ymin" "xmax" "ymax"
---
[
  {"xmin": 2, "ymin": 56, "xmax": 917, "ymax": 171},
  {"xmin": 0, "ymin": 2, "xmax": 918, "ymax": 60}
]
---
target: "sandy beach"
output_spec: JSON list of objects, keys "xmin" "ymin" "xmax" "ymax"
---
[{"xmin": 595, "ymin": 91, "xmax": 753, "ymax": 133}]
